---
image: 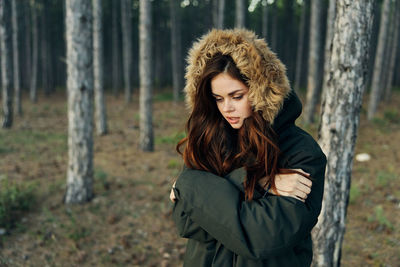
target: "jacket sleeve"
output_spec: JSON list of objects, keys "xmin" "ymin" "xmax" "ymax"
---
[
  {"xmin": 172, "ymin": 187, "xmax": 216, "ymax": 243},
  {"xmin": 173, "ymin": 134, "xmax": 326, "ymax": 260}
]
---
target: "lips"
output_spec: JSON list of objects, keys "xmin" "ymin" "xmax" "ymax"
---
[{"xmin": 226, "ymin": 117, "xmax": 240, "ymax": 124}]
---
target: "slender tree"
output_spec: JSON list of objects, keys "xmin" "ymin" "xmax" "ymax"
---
[
  {"xmin": 311, "ymin": 1, "xmax": 375, "ymax": 266},
  {"xmin": 30, "ymin": 0, "xmax": 38, "ymax": 103},
  {"xmin": 139, "ymin": 0, "xmax": 153, "ymax": 151},
  {"xmin": 112, "ymin": 0, "xmax": 122, "ymax": 96},
  {"xmin": 0, "ymin": 0, "xmax": 13, "ymax": 128},
  {"xmin": 121, "ymin": 0, "xmax": 133, "ymax": 104},
  {"xmin": 304, "ymin": 0, "xmax": 322, "ymax": 124},
  {"xmin": 41, "ymin": 1, "xmax": 51, "ymax": 96},
  {"xmin": 262, "ymin": 0, "xmax": 268, "ymax": 39},
  {"xmin": 65, "ymin": 0, "xmax": 94, "ymax": 204},
  {"xmin": 170, "ymin": 0, "xmax": 182, "ymax": 102},
  {"xmin": 321, "ymin": 0, "xmax": 336, "ymax": 99},
  {"xmin": 212, "ymin": 0, "xmax": 225, "ymax": 29},
  {"xmin": 23, "ymin": 0, "xmax": 31, "ymax": 91},
  {"xmin": 93, "ymin": 0, "xmax": 107, "ymax": 135},
  {"xmin": 11, "ymin": 0, "xmax": 21, "ymax": 116},
  {"xmin": 367, "ymin": 0, "xmax": 391, "ymax": 120},
  {"xmin": 294, "ymin": 0, "xmax": 308, "ymax": 93},
  {"xmin": 235, "ymin": 0, "xmax": 245, "ymax": 28},
  {"xmin": 383, "ymin": 0, "xmax": 399, "ymax": 102}
]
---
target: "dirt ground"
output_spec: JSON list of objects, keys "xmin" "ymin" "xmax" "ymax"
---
[{"xmin": 0, "ymin": 89, "xmax": 399, "ymax": 266}]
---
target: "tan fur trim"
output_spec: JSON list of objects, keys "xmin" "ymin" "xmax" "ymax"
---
[{"xmin": 184, "ymin": 28, "xmax": 291, "ymax": 123}]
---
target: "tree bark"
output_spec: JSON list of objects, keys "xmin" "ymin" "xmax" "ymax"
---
[
  {"xmin": 304, "ymin": 0, "xmax": 322, "ymax": 124},
  {"xmin": 321, "ymin": 0, "xmax": 336, "ymax": 99},
  {"xmin": 367, "ymin": 0, "xmax": 391, "ymax": 120},
  {"xmin": 262, "ymin": 0, "xmax": 268, "ymax": 40},
  {"xmin": 294, "ymin": 0, "xmax": 308, "ymax": 93},
  {"xmin": 270, "ymin": 1, "xmax": 278, "ymax": 51},
  {"xmin": 40, "ymin": 1, "xmax": 50, "ymax": 96},
  {"xmin": 11, "ymin": 0, "xmax": 21, "ymax": 116},
  {"xmin": 65, "ymin": 0, "xmax": 94, "ymax": 204},
  {"xmin": 121, "ymin": 0, "xmax": 133, "ymax": 104},
  {"xmin": 93, "ymin": 0, "xmax": 107, "ymax": 135},
  {"xmin": 311, "ymin": 1, "xmax": 374, "ymax": 266},
  {"xmin": 170, "ymin": 0, "xmax": 182, "ymax": 103},
  {"xmin": 235, "ymin": 0, "xmax": 245, "ymax": 28},
  {"xmin": 24, "ymin": 0, "xmax": 31, "ymax": 91},
  {"xmin": 112, "ymin": 0, "xmax": 122, "ymax": 96},
  {"xmin": 30, "ymin": 0, "xmax": 38, "ymax": 103},
  {"xmin": 383, "ymin": 0, "xmax": 399, "ymax": 102},
  {"xmin": 212, "ymin": 0, "xmax": 225, "ymax": 29},
  {"xmin": 139, "ymin": 0, "xmax": 153, "ymax": 151},
  {"xmin": 0, "ymin": 0, "xmax": 13, "ymax": 128}
]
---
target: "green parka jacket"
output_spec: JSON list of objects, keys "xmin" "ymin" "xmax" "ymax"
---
[{"xmin": 172, "ymin": 29, "xmax": 327, "ymax": 267}]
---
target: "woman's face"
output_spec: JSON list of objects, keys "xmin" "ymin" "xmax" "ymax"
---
[{"xmin": 211, "ymin": 73, "xmax": 252, "ymax": 129}]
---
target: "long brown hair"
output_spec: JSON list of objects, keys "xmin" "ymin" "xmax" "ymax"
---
[{"xmin": 177, "ymin": 54, "xmax": 280, "ymax": 200}]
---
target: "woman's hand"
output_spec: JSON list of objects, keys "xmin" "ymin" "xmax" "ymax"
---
[
  {"xmin": 170, "ymin": 181, "xmax": 177, "ymax": 203},
  {"xmin": 259, "ymin": 169, "xmax": 312, "ymax": 202}
]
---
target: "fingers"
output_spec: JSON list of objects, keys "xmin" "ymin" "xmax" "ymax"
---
[
  {"xmin": 292, "ymin": 168, "xmax": 310, "ymax": 177},
  {"xmin": 170, "ymin": 188, "xmax": 177, "ymax": 203}
]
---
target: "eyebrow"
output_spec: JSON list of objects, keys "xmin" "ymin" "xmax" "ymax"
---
[{"xmin": 212, "ymin": 89, "xmax": 244, "ymax": 97}]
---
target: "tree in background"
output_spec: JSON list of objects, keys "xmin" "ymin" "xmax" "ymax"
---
[
  {"xmin": 367, "ymin": 0, "xmax": 391, "ymax": 120},
  {"xmin": 65, "ymin": 0, "xmax": 94, "ymax": 204},
  {"xmin": 0, "ymin": 0, "xmax": 13, "ymax": 128},
  {"xmin": 112, "ymin": 0, "xmax": 122, "ymax": 96},
  {"xmin": 213, "ymin": 0, "xmax": 225, "ymax": 29},
  {"xmin": 261, "ymin": 0, "xmax": 268, "ymax": 39},
  {"xmin": 139, "ymin": 0, "xmax": 153, "ymax": 152},
  {"xmin": 170, "ymin": 0, "xmax": 183, "ymax": 103},
  {"xmin": 93, "ymin": 0, "xmax": 107, "ymax": 136},
  {"xmin": 304, "ymin": 0, "xmax": 322, "ymax": 124},
  {"xmin": 321, "ymin": 0, "xmax": 336, "ymax": 99},
  {"xmin": 235, "ymin": 0, "xmax": 245, "ymax": 28},
  {"xmin": 121, "ymin": 0, "xmax": 133, "ymax": 104},
  {"xmin": 294, "ymin": 0, "xmax": 308, "ymax": 93},
  {"xmin": 30, "ymin": 0, "xmax": 38, "ymax": 103},
  {"xmin": 312, "ymin": 0, "xmax": 375, "ymax": 265},
  {"xmin": 11, "ymin": 0, "xmax": 21, "ymax": 116},
  {"xmin": 383, "ymin": 0, "xmax": 399, "ymax": 102}
]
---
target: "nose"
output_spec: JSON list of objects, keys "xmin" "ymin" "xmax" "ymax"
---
[{"xmin": 222, "ymin": 99, "xmax": 234, "ymax": 113}]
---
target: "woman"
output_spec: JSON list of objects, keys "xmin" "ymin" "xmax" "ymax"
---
[{"xmin": 170, "ymin": 29, "xmax": 326, "ymax": 266}]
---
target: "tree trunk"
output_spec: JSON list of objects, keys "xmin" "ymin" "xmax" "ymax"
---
[
  {"xmin": 139, "ymin": 0, "xmax": 153, "ymax": 151},
  {"xmin": 40, "ymin": 1, "xmax": 50, "ymax": 96},
  {"xmin": 93, "ymin": 0, "xmax": 107, "ymax": 135},
  {"xmin": 24, "ymin": 0, "xmax": 31, "ymax": 91},
  {"xmin": 270, "ymin": 1, "xmax": 278, "ymax": 51},
  {"xmin": 294, "ymin": 0, "xmax": 308, "ymax": 93},
  {"xmin": 235, "ymin": 0, "xmax": 245, "ymax": 28},
  {"xmin": 311, "ymin": 1, "xmax": 374, "ymax": 266},
  {"xmin": 112, "ymin": 0, "xmax": 121, "ymax": 96},
  {"xmin": 30, "ymin": 0, "xmax": 38, "ymax": 103},
  {"xmin": 65, "ymin": 0, "xmax": 93, "ymax": 204},
  {"xmin": 262, "ymin": 1, "xmax": 268, "ymax": 40},
  {"xmin": 0, "ymin": 0, "xmax": 13, "ymax": 128},
  {"xmin": 321, "ymin": 0, "xmax": 336, "ymax": 99},
  {"xmin": 121, "ymin": 0, "xmax": 133, "ymax": 104},
  {"xmin": 212, "ymin": 0, "xmax": 225, "ymax": 29},
  {"xmin": 11, "ymin": 0, "xmax": 21, "ymax": 116},
  {"xmin": 170, "ymin": 0, "xmax": 182, "ymax": 103},
  {"xmin": 383, "ymin": 1, "xmax": 399, "ymax": 102},
  {"xmin": 218, "ymin": 0, "xmax": 225, "ymax": 29},
  {"xmin": 304, "ymin": 0, "xmax": 322, "ymax": 124},
  {"xmin": 367, "ymin": 0, "xmax": 391, "ymax": 120}
]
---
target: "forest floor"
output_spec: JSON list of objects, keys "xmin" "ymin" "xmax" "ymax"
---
[{"xmin": 0, "ymin": 89, "xmax": 399, "ymax": 267}]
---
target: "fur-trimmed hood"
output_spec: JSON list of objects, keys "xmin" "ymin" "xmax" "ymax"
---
[{"xmin": 184, "ymin": 28, "xmax": 291, "ymax": 123}]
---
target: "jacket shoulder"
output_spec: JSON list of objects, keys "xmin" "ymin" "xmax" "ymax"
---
[{"xmin": 278, "ymin": 125, "xmax": 327, "ymax": 166}]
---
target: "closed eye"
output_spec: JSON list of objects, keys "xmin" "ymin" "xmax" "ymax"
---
[{"xmin": 233, "ymin": 95, "xmax": 243, "ymax": 100}]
